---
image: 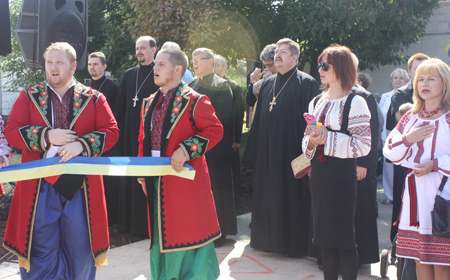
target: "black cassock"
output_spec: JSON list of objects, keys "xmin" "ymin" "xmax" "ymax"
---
[
  {"xmin": 353, "ymin": 86, "xmax": 380, "ymax": 264},
  {"xmin": 189, "ymin": 73, "xmax": 237, "ymax": 236},
  {"xmin": 244, "ymin": 66, "xmax": 319, "ymax": 256},
  {"xmin": 87, "ymin": 75, "xmax": 121, "ymax": 225},
  {"xmin": 115, "ymin": 63, "xmax": 159, "ymax": 234}
]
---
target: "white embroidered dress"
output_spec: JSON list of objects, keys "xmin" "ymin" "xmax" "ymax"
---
[{"xmin": 383, "ymin": 110, "xmax": 450, "ymax": 265}]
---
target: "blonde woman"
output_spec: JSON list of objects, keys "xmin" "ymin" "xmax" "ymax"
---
[{"xmin": 384, "ymin": 58, "xmax": 450, "ymax": 279}]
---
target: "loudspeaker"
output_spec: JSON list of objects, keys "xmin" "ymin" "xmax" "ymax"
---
[
  {"xmin": 0, "ymin": 0, "xmax": 12, "ymax": 56},
  {"xmin": 16, "ymin": 0, "xmax": 88, "ymax": 70}
]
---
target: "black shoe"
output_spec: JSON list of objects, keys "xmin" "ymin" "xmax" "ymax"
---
[{"xmin": 214, "ymin": 235, "xmax": 227, "ymax": 247}]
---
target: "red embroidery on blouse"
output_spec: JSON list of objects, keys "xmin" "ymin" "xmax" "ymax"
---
[{"xmin": 151, "ymin": 87, "xmax": 177, "ymax": 151}]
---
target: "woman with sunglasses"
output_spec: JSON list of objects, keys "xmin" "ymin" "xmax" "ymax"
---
[
  {"xmin": 302, "ymin": 44, "xmax": 371, "ymax": 280},
  {"xmin": 383, "ymin": 59, "xmax": 450, "ymax": 280}
]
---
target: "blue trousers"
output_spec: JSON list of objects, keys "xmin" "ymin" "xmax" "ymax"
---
[{"xmin": 20, "ymin": 180, "xmax": 96, "ymax": 280}]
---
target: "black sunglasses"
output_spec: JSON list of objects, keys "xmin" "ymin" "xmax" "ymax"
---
[{"xmin": 318, "ymin": 62, "xmax": 331, "ymax": 71}]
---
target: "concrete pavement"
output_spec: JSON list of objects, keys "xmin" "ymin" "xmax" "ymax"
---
[{"xmin": 1, "ymin": 180, "xmax": 399, "ymax": 279}]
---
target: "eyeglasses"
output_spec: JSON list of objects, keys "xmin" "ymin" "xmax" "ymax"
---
[
  {"xmin": 192, "ymin": 57, "xmax": 210, "ymax": 64},
  {"xmin": 263, "ymin": 63, "xmax": 274, "ymax": 69},
  {"xmin": 318, "ymin": 62, "xmax": 331, "ymax": 71}
]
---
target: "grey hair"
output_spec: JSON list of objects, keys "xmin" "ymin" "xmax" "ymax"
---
[
  {"xmin": 214, "ymin": 54, "xmax": 227, "ymax": 68},
  {"xmin": 192, "ymin": 48, "xmax": 215, "ymax": 60},
  {"xmin": 259, "ymin": 44, "xmax": 276, "ymax": 62},
  {"xmin": 161, "ymin": 41, "xmax": 181, "ymax": 50},
  {"xmin": 390, "ymin": 68, "xmax": 410, "ymax": 82}
]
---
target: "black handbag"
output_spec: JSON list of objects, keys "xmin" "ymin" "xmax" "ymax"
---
[{"xmin": 431, "ymin": 176, "xmax": 450, "ymax": 237}]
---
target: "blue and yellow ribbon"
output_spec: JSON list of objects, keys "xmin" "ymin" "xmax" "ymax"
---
[{"xmin": 0, "ymin": 156, "xmax": 195, "ymax": 183}]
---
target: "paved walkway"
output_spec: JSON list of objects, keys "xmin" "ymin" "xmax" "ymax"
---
[{"xmin": 1, "ymin": 180, "xmax": 399, "ymax": 279}]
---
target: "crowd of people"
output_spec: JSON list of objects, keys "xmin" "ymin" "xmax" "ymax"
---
[{"xmin": 0, "ymin": 35, "xmax": 449, "ymax": 280}]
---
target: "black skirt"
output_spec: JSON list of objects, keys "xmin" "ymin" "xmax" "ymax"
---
[{"xmin": 310, "ymin": 149, "xmax": 357, "ymax": 250}]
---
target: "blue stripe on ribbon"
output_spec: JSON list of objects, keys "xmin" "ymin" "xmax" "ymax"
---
[{"xmin": 0, "ymin": 156, "xmax": 195, "ymax": 183}]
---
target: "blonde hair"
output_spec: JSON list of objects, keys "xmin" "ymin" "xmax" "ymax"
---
[
  {"xmin": 43, "ymin": 42, "xmax": 77, "ymax": 63},
  {"xmin": 412, "ymin": 58, "xmax": 450, "ymax": 114},
  {"xmin": 390, "ymin": 68, "xmax": 410, "ymax": 83}
]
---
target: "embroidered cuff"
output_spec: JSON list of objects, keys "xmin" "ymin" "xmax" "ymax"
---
[
  {"xmin": 433, "ymin": 158, "xmax": 439, "ymax": 172},
  {"xmin": 18, "ymin": 126, "xmax": 49, "ymax": 152},
  {"xmin": 77, "ymin": 132, "xmax": 106, "ymax": 157},
  {"xmin": 402, "ymin": 135, "xmax": 412, "ymax": 147},
  {"xmin": 180, "ymin": 135, "xmax": 210, "ymax": 161}
]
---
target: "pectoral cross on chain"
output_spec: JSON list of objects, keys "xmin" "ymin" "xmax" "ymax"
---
[
  {"xmin": 269, "ymin": 97, "xmax": 276, "ymax": 112},
  {"xmin": 133, "ymin": 96, "xmax": 139, "ymax": 107}
]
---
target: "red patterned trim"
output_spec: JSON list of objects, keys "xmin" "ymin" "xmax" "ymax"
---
[
  {"xmin": 433, "ymin": 158, "xmax": 439, "ymax": 172},
  {"xmin": 402, "ymin": 135, "xmax": 412, "ymax": 147},
  {"xmin": 407, "ymin": 172, "xmax": 419, "ymax": 227},
  {"xmin": 438, "ymin": 167, "xmax": 450, "ymax": 175},
  {"xmin": 396, "ymin": 229, "xmax": 450, "ymax": 264},
  {"xmin": 431, "ymin": 120, "xmax": 438, "ymax": 159},
  {"xmin": 414, "ymin": 122, "xmax": 428, "ymax": 164},
  {"xmin": 396, "ymin": 112, "xmax": 412, "ymax": 134}
]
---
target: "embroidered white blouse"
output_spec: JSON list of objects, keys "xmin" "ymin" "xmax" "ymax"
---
[
  {"xmin": 302, "ymin": 94, "xmax": 372, "ymax": 159},
  {"xmin": 383, "ymin": 111, "xmax": 450, "ymax": 234}
]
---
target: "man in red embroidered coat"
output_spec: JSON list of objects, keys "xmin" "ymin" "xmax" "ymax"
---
[
  {"xmin": 137, "ymin": 48, "xmax": 222, "ymax": 279},
  {"xmin": 3, "ymin": 42, "xmax": 118, "ymax": 279}
]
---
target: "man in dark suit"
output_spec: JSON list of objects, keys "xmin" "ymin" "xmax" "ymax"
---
[{"xmin": 189, "ymin": 48, "xmax": 236, "ymax": 246}]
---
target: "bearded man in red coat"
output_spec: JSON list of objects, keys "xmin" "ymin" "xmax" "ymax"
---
[
  {"xmin": 137, "ymin": 48, "xmax": 222, "ymax": 279},
  {"xmin": 3, "ymin": 42, "xmax": 119, "ymax": 279}
]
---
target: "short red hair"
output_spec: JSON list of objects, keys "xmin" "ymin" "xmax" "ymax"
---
[{"xmin": 318, "ymin": 44, "xmax": 357, "ymax": 92}]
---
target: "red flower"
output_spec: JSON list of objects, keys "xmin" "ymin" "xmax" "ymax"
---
[
  {"xmin": 31, "ymin": 128, "xmax": 39, "ymax": 134},
  {"xmin": 93, "ymin": 153, "xmax": 99, "ymax": 157},
  {"xmin": 175, "ymin": 96, "xmax": 182, "ymax": 103},
  {"xmin": 190, "ymin": 143, "xmax": 199, "ymax": 151},
  {"xmin": 31, "ymin": 145, "xmax": 39, "ymax": 151},
  {"xmin": 76, "ymin": 85, "xmax": 84, "ymax": 91},
  {"xmin": 89, "ymin": 136, "xmax": 96, "ymax": 143},
  {"xmin": 74, "ymin": 92, "xmax": 81, "ymax": 98},
  {"xmin": 40, "ymin": 99, "xmax": 47, "ymax": 106},
  {"xmin": 40, "ymin": 91, "xmax": 48, "ymax": 96},
  {"xmin": 181, "ymin": 88, "xmax": 189, "ymax": 94},
  {"xmin": 74, "ymin": 101, "xmax": 81, "ymax": 108},
  {"xmin": 144, "ymin": 106, "xmax": 149, "ymax": 113},
  {"xmin": 37, "ymin": 84, "xmax": 45, "ymax": 89},
  {"xmin": 172, "ymin": 106, "xmax": 180, "ymax": 114}
]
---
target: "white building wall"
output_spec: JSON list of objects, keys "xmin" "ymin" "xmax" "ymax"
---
[{"xmin": 362, "ymin": 1, "xmax": 450, "ymax": 98}]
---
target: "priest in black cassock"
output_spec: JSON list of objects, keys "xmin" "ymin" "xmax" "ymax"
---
[
  {"xmin": 114, "ymin": 36, "xmax": 160, "ymax": 234},
  {"xmin": 243, "ymin": 38, "xmax": 319, "ymax": 257},
  {"xmin": 189, "ymin": 48, "xmax": 236, "ymax": 247},
  {"xmin": 87, "ymin": 51, "xmax": 120, "ymax": 225}
]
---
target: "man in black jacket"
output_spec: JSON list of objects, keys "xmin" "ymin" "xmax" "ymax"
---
[{"xmin": 189, "ymin": 48, "xmax": 236, "ymax": 246}]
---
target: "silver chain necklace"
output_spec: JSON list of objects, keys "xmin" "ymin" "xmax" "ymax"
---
[
  {"xmin": 88, "ymin": 76, "xmax": 108, "ymax": 93},
  {"xmin": 134, "ymin": 65, "xmax": 154, "ymax": 107}
]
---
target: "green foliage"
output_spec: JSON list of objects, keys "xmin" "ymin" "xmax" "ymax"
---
[
  {"xmin": 283, "ymin": 0, "xmax": 440, "ymax": 80},
  {"xmin": 1, "ymin": 0, "xmax": 442, "ymax": 92}
]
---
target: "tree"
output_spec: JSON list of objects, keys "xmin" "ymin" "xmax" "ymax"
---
[{"xmin": 283, "ymin": 0, "xmax": 440, "ymax": 79}]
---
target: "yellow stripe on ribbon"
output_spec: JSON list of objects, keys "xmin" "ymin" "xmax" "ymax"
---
[{"xmin": 0, "ymin": 156, "xmax": 195, "ymax": 183}]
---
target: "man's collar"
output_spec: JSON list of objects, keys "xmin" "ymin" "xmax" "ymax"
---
[
  {"xmin": 91, "ymin": 74, "xmax": 106, "ymax": 82},
  {"xmin": 277, "ymin": 65, "xmax": 297, "ymax": 77},
  {"xmin": 160, "ymin": 83, "xmax": 182, "ymax": 96},
  {"xmin": 46, "ymin": 79, "xmax": 76, "ymax": 95},
  {"xmin": 200, "ymin": 72, "xmax": 215, "ymax": 81}
]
